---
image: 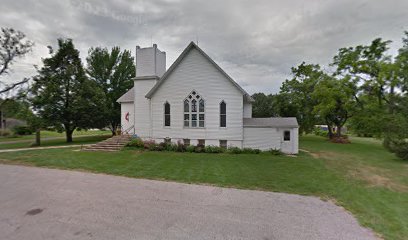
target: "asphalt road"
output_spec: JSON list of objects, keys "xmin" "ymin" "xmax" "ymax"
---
[{"xmin": 0, "ymin": 165, "xmax": 377, "ymax": 240}]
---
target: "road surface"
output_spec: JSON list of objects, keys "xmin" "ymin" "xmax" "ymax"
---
[{"xmin": 0, "ymin": 165, "xmax": 377, "ymax": 240}]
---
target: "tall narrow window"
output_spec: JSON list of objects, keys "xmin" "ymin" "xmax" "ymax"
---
[
  {"xmin": 220, "ymin": 101, "xmax": 226, "ymax": 127},
  {"xmin": 284, "ymin": 130, "xmax": 291, "ymax": 141},
  {"xmin": 184, "ymin": 91, "xmax": 205, "ymax": 128},
  {"xmin": 164, "ymin": 102, "xmax": 170, "ymax": 127}
]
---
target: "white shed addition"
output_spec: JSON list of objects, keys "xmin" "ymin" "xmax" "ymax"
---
[{"xmin": 117, "ymin": 42, "xmax": 299, "ymax": 154}]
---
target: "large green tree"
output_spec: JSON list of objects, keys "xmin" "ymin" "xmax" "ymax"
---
[
  {"xmin": 279, "ymin": 62, "xmax": 323, "ymax": 134},
  {"xmin": 31, "ymin": 39, "xmax": 105, "ymax": 142},
  {"xmin": 251, "ymin": 93, "xmax": 280, "ymax": 117},
  {"xmin": 312, "ymin": 76, "xmax": 357, "ymax": 138},
  {"xmin": 86, "ymin": 46, "xmax": 135, "ymax": 135}
]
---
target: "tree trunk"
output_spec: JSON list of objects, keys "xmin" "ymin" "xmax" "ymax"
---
[
  {"xmin": 64, "ymin": 123, "xmax": 75, "ymax": 143},
  {"xmin": 66, "ymin": 130, "xmax": 73, "ymax": 143},
  {"xmin": 336, "ymin": 125, "xmax": 342, "ymax": 137},
  {"xmin": 112, "ymin": 124, "xmax": 117, "ymax": 136},
  {"xmin": 35, "ymin": 129, "xmax": 41, "ymax": 146},
  {"xmin": 325, "ymin": 118, "xmax": 334, "ymax": 139},
  {"xmin": 327, "ymin": 126, "xmax": 334, "ymax": 139}
]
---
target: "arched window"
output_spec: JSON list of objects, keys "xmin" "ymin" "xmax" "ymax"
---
[
  {"xmin": 220, "ymin": 101, "xmax": 226, "ymax": 127},
  {"xmin": 164, "ymin": 102, "xmax": 170, "ymax": 127},
  {"xmin": 184, "ymin": 91, "xmax": 205, "ymax": 128}
]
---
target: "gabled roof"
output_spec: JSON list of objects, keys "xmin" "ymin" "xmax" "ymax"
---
[
  {"xmin": 117, "ymin": 87, "xmax": 134, "ymax": 103},
  {"xmin": 145, "ymin": 41, "xmax": 254, "ymax": 102},
  {"xmin": 243, "ymin": 117, "xmax": 299, "ymax": 128}
]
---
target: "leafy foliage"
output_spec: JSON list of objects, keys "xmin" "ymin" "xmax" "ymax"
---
[
  {"xmin": 279, "ymin": 63, "xmax": 323, "ymax": 134},
  {"xmin": 86, "ymin": 46, "xmax": 135, "ymax": 135},
  {"xmin": 12, "ymin": 126, "xmax": 33, "ymax": 135},
  {"xmin": 251, "ymin": 93, "xmax": 279, "ymax": 117},
  {"xmin": 31, "ymin": 39, "xmax": 105, "ymax": 142}
]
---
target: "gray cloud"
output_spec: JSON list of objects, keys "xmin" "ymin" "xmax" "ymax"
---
[{"xmin": 1, "ymin": 0, "xmax": 408, "ymax": 94}]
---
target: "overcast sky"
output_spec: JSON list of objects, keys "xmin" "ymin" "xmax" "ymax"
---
[{"xmin": 1, "ymin": 0, "xmax": 408, "ymax": 94}]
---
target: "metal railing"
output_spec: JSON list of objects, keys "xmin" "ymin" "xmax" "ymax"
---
[{"xmin": 120, "ymin": 125, "xmax": 134, "ymax": 135}]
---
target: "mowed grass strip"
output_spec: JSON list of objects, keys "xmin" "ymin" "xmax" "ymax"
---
[
  {"xmin": 0, "ymin": 135, "xmax": 406, "ymax": 240},
  {"xmin": 0, "ymin": 130, "xmax": 111, "ymax": 143},
  {"xmin": 0, "ymin": 135, "xmax": 110, "ymax": 150}
]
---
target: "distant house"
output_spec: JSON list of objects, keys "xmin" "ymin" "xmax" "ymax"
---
[
  {"xmin": 117, "ymin": 42, "xmax": 298, "ymax": 154},
  {"xmin": 315, "ymin": 125, "xmax": 347, "ymax": 134},
  {"xmin": 0, "ymin": 116, "xmax": 26, "ymax": 130}
]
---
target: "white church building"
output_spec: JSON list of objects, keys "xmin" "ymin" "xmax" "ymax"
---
[{"xmin": 117, "ymin": 42, "xmax": 299, "ymax": 154}]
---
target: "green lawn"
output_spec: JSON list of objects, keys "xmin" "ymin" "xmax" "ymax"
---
[
  {"xmin": 0, "ymin": 135, "xmax": 406, "ymax": 239},
  {"xmin": 0, "ymin": 135, "xmax": 110, "ymax": 149},
  {"xmin": 0, "ymin": 129, "xmax": 111, "ymax": 142}
]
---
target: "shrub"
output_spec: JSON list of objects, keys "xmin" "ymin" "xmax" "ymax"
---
[
  {"xmin": 228, "ymin": 146, "xmax": 242, "ymax": 154},
  {"xmin": 385, "ymin": 139, "xmax": 408, "ymax": 161},
  {"xmin": 12, "ymin": 126, "xmax": 33, "ymax": 136},
  {"xmin": 154, "ymin": 143, "xmax": 164, "ymax": 151},
  {"xmin": 143, "ymin": 140, "xmax": 157, "ymax": 150},
  {"xmin": 268, "ymin": 148, "xmax": 283, "ymax": 155},
  {"xmin": 0, "ymin": 129, "xmax": 12, "ymax": 137},
  {"xmin": 176, "ymin": 140, "xmax": 186, "ymax": 152},
  {"xmin": 186, "ymin": 145, "xmax": 195, "ymax": 153},
  {"xmin": 194, "ymin": 145, "xmax": 205, "ymax": 153},
  {"xmin": 313, "ymin": 127, "xmax": 328, "ymax": 137},
  {"xmin": 204, "ymin": 145, "xmax": 224, "ymax": 153},
  {"xmin": 126, "ymin": 138, "xmax": 144, "ymax": 148},
  {"xmin": 242, "ymin": 148, "xmax": 261, "ymax": 154},
  {"xmin": 125, "ymin": 139, "xmax": 265, "ymax": 155},
  {"xmin": 155, "ymin": 141, "xmax": 178, "ymax": 152}
]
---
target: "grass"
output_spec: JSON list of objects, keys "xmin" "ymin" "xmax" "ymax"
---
[
  {"xmin": 0, "ymin": 129, "xmax": 111, "ymax": 142},
  {"xmin": 0, "ymin": 135, "xmax": 110, "ymax": 150},
  {"xmin": 0, "ymin": 135, "xmax": 406, "ymax": 239}
]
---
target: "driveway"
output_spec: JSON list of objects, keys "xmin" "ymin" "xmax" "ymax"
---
[{"xmin": 0, "ymin": 165, "xmax": 377, "ymax": 240}]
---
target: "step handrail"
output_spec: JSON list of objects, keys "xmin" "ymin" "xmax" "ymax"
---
[{"xmin": 121, "ymin": 125, "xmax": 134, "ymax": 135}]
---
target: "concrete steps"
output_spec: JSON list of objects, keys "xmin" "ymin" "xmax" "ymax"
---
[{"xmin": 82, "ymin": 135, "xmax": 132, "ymax": 152}]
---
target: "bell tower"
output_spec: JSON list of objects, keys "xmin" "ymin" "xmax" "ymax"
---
[
  {"xmin": 135, "ymin": 43, "xmax": 166, "ymax": 77},
  {"xmin": 133, "ymin": 44, "xmax": 166, "ymax": 138}
]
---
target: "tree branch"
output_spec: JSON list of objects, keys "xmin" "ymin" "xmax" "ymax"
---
[{"xmin": 0, "ymin": 77, "xmax": 29, "ymax": 94}]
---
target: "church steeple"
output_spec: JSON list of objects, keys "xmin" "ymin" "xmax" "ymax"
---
[{"xmin": 135, "ymin": 44, "xmax": 166, "ymax": 77}]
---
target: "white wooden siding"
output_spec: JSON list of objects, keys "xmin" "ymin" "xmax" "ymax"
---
[
  {"xmin": 280, "ymin": 127, "xmax": 299, "ymax": 154},
  {"xmin": 136, "ymin": 46, "xmax": 166, "ymax": 77},
  {"xmin": 134, "ymin": 80, "xmax": 157, "ymax": 138},
  {"xmin": 150, "ymin": 48, "xmax": 244, "ymax": 142},
  {"xmin": 243, "ymin": 127, "xmax": 299, "ymax": 154},
  {"xmin": 243, "ymin": 103, "xmax": 252, "ymax": 118},
  {"xmin": 121, "ymin": 102, "xmax": 134, "ymax": 134},
  {"xmin": 156, "ymin": 49, "xmax": 166, "ymax": 77},
  {"xmin": 243, "ymin": 128, "xmax": 281, "ymax": 151}
]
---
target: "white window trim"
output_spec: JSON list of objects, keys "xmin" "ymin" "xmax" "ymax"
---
[
  {"xmin": 163, "ymin": 101, "xmax": 171, "ymax": 128},
  {"xmin": 219, "ymin": 100, "xmax": 227, "ymax": 128},
  {"xmin": 183, "ymin": 90, "xmax": 206, "ymax": 129}
]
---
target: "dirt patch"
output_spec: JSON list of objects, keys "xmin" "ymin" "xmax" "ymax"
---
[
  {"xmin": 307, "ymin": 151, "xmax": 342, "ymax": 160},
  {"xmin": 306, "ymin": 151, "xmax": 408, "ymax": 192},
  {"xmin": 349, "ymin": 167, "xmax": 408, "ymax": 192}
]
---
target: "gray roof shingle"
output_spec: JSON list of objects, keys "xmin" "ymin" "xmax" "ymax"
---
[
  {"xmin": 117, "ymin": 87, "xmax": 134, "ymax": 103},
  {"xmin": 243, "ymin": 117, "xmax": 298, "ymax": 128}
]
